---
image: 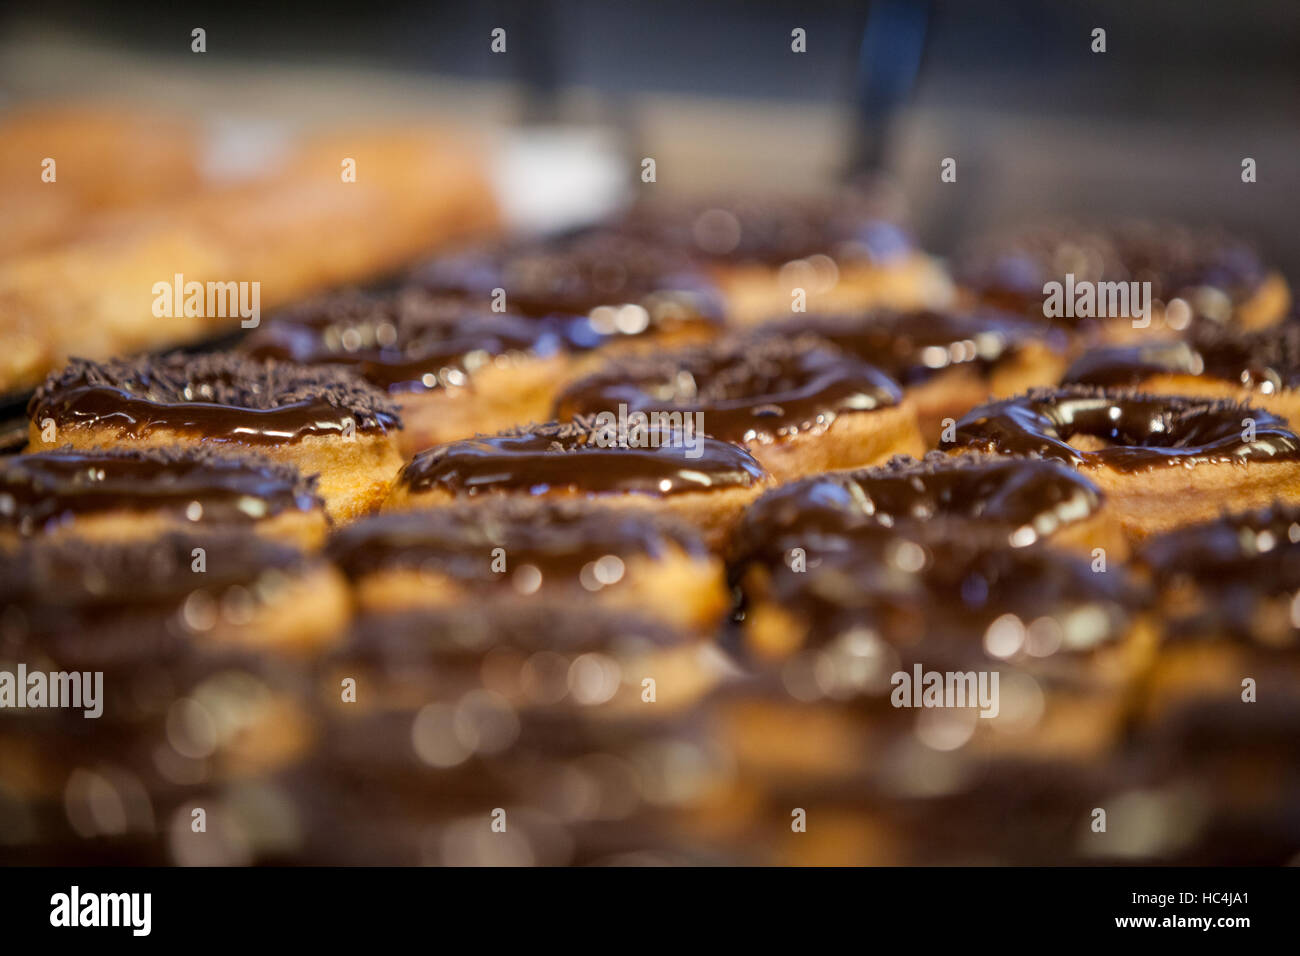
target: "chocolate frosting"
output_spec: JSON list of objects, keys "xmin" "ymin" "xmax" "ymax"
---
[
  {"xmin": 1137, "ymin": 505, "xmax": 1300, "ymax": 646},
  {"xmin": 761, "ymin": 308, "xmax": 1065, "ymax": 385},
  {"xmin": 736, "ymin": 452, "xmax": 1104, "ymax": 560},
  {"xmin": 398, "ymin": 420, "xmax": 768, "ymax": 497},
  {"xmin": 0, "ymin": 446, "xmax": 320, "ymax": 533},
  {"xmin": 1062, "ymin": 341, "xmax": 1205, "ymax": 387},
  {"xmin": 739, "ymin": 517, "xmax": 1138, "ymax": 670},
  {"xmin": 553, "ymin": 335, "xmax": 902, "ymax": 444},
  {"xmin": 614, "ymin": 192, "xmax": 915, "ymax": 266},
  {"xmin": 328, "ymin": 500, "xmax": 709, "ymax": 583},
  {"xmin": 950, "ymin": 386, "xmax": 1300, "ymax": 471},
  {"xmin": 1065, "ymin": 323, "xmax": 1300, "ymax": 391},
  {"xmin": 957, "ymin": 222, "xmax": 1271, "ymax": 323},
  {"xmin": 243, "ymin": 288, "xmax": 564, "ymax": 394},
  {"xmin": 29, "ymin": 353, "xmax": 401, "ymax": 443},
  {"xmin": 1140, "ymin": 504, "xmax": 1300, "ymax": 586},
  {"xmin": 0, "ymin": 531, "xmax": 310, "ymax": 666},
  {"xmin": 412, "ymin": 232, "xmax": 725, "ymax": 349}
]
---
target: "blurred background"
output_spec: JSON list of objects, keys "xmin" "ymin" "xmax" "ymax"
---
[{"xmin": 2, "ymin": 0, "xmax": 1298, "ymax": 262}]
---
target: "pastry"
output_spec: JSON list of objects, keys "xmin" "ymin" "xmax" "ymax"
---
[
  {"xmin": 1062, "ymin": 321, "xmax": 1300, "ymax": 428},
  {"xmin": 552, "ymin": 334, "xmax": 925, "ymax": 481},
  {"xmin": 757, "ymin": 307, "xmax": 1069, "ymax": 441},
  {"xmin": 243, "ymin": 286, "xmax": 573, "ymax": 456},
  {"xmin": 298, "ymin": 605, "xmax": 734, "ymax": 864},
  {"xmin": 413, "ymin": 231, "xmax": 726, "ymax": 356},
  {"xmin": 385, "ymin": 420, "xmax": 773, "ymax": 550},
  {"xmin": 946, "ymin": 386, "xmax": 1300, "ymax": 540},
  {"xmin": 612, "ymin": 191, "xmax": 953, "ymax": 324},
  {"xmin": 732, "ymin": 451, "xmax": 1126, "ymax": 561},
  {"xmin": 0, "ymin": 445, "xmax": 327, "ymax": 548},
  {"xmin": 326, "ymin": 499, "xmax": 728, "ymax": 631},
  {"xmin": 0, "ymin": 127, "xmax": 499, "ymax": 395},
  {"xmin": 26, "ymin": 353, "xmax": 403, "ymax": 522},
  {"xmin": 956, "ymin": 221, "xmax": 1290, "ymax": 339}
]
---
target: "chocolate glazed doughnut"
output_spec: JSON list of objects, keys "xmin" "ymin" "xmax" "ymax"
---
[
  {"xmin": 719, "ymin": 518, "xmax": 1154, "ymax": 864},
  {"xmin": 612, "ymin": 192, "xmax": 953, "ymax": 324},
  {"xmin": 243, "ymin": 287, "xmax": 576, "ymax": 456},
  {"xmin": 27, "ymin": 353, "xmax": 404, "ymax": 522},
  {"xmin": 758, "ymin": 308, "xmax": 1068, "ymax": 441},
  {"xmin": 1110, "ymin": 506, "xmax": 1300, "ymax": 863},
  {"xmin": 945, "ymin": 385, "xmax": 1300, "ymax": 540},
  {"xmin": 0, "ymin": 446, "xmax": 327, "ymax": 548},
  {"xmin": 552, "ymin": 335, "xmax": 925, "ymax": 481},
  {"xmin": 327, "ymin": 499, "xmax": 729, "ymax": 631},
  {"xmin": 0, "ymin": 531, "xmax": 347, "ymax": 864},
  {"xmin": 1063, "ymin": 321, "xmax": 1300, "ymax": 428},
  {"xmin": 385, "ymin": 419, "xmax": 773, "ymax": 551},
  {"xmin": 955, "ymin": 221, "xmax": 1290, "ymax": 339},
  {"xmin": 732, "ymin": 451, "xmax": 1126, "ymax": 562},
  {"xmin": 412, "ymin": 231, "xmax": 726, "ymax": 355},
  {"xmin": 300, "ymin": 604, "xmax": 733, "ymax": 865}
]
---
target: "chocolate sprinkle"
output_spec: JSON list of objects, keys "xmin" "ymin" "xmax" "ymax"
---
[
  {"xmin": 553, "ymin": 334, "xmax": 902, "ymax": 444},
  {"xmin": 29, "ymin": 352, "xmax": 401, "ymax": 440}
]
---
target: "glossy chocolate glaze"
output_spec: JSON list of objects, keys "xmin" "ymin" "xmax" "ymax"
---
[
  {"xmin": 614, "ymin": 191, "xmax": 915, "ymax": 266},
  {"xmin": 412, "ymin": 232, "xmax": 726, "ymax": 349},
  {"xmin": 243, "ymin": 288, "xmax": 564, "ymax": 394},
  {"xmin": 1062, "ymin": 341, "xmax": 1205, "ymax": 387},
  {"xmin": 399, "ymin": 420, "xmax": 768, "ymax": 498},
  {"xmin": 1065, "ymin": 323, "xmax": 1300, "ymax": 392},
  {"xmin": 0, "ymin": 532, "xmax": 310, "ymax": 664},
  {"xmin": 736, "ymin": 452, "xmax": 1104, "ymax": 560},
  {"xmin": 760, "ymin": 308, "xmax": 1065, "ymax": 385},
  {"xmin": 306, "ymin": 605, "xmax": 715, "ymax": 849},
  {"xmin": 950, "ymin": 386, "xmax": 1300, "ymax": 471},
  {"xmin": 29, "ymin": 353, "xmax": 400, "ymax": 443},
  {"xmin": 957, "ymin": 222, "xmax": 1271, "ymax": 323},
  {"xmin": 1137, "ymin": 505, "xmax": 1300, "ymax": 645},
  {"xmin": 553, "ymin": 335, "xmax": 902, "ymax": 444},
  {"xmin": 328, "ymin": 500, "xmax": 709, "ymax": 583},
  {"xmin": 741, "ymin": 517, "xmax": 1138, "ymax": 670},
  {"xmin": 0, "ymin": 446, "xmax": 320, "ymax": 533}
]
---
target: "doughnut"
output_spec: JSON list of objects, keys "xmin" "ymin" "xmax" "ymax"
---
[
  {"xmin": 243, "ymin": 286, "xmax": 574, "ymax": 456},
  {"xmin": 0, "ymin": 446, "xmax": 328, "ymax": 548},
  {"xmin": 0, "ymin": 530, "xmax": 348, "ymax": 657},
  {"xmin": 0, "ymin": 127, "xmax": 498, "ymax": 395},
  {"xmin": 299, "ymin": 604, "xmax": 734, "ymax": 864},
  {"xmin": 412, "ymin": 231, "xmax": 726, "ymax": 357},
  {"xmin": 715, "ymin": 518, "xmax": 1153, "ymax": 863},
  {"xmin": 1063, "ymin": 321, "xmax": 1300, "ymax": 427},
  {"xmin": 955, "ymin": 221, "xmax": 1290, "ymax": 339},
  {"xmin": 946, "ymin": 385, "xmax": 1300, "ymax": 540},
  {"xmin": 0, "ymin": 104, "xmax": 202, "ymax": 258},
  {"xmin": 0, "ymin": 530, "xmax": 347, "ymax": 863},
  {"xmin": 1135, "ymin": 505, "xmax": 1300, "ymax": 718},
  {"xmin": 1084, "ymin": 506, "xmax": 1300, "ymax": 863},
  {"xmin": 732, "ymin": 451, "xmax": 1126, "ymax": 561},
  {"xmin": 26, "ymin": 353, "xmax": 404, "ymax": 522},
  {"xmin": 757, "ymin": 307, "xmax": 1069, "ymax": 441},
  {"xmin": 326, "ymin": 499, "xmax": 728, "ymax": 631},
  {"xmin": 612, "ymin": 192, "xmax": 953, "ymax": 324},
  {"xmin": 386, "ymin": 419, "xmax": 773, "ymax": 550},
  {"xmin": 551, "ymin": 334, "xmax": 925, "ymax": 482}
]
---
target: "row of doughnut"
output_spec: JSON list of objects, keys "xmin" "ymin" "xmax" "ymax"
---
[{"xmin": 3, "ymin": 186, "xmax": 1299, "ymax": 864}]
